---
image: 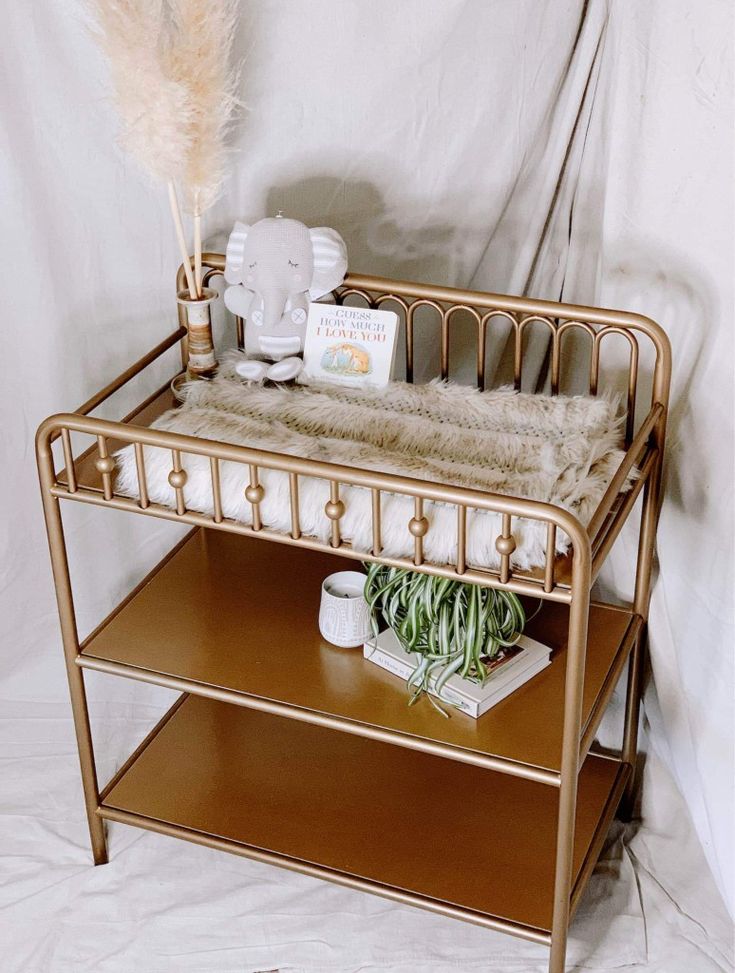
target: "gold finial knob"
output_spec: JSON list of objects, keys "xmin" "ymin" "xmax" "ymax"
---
[
  {"xmin": 495, "ymin": 534, "xmax": 516, "ymax": 556},
  {"xmin": 95, "ymin": 456, "xmax": 115, "ymax": 475},
  {"xmin": 408, "ymin": 516, "xmax": 429, "ymax": 537},
  {"xmin": 245, "ymin": 484, "xmax": 265, "ymax": 504},
  {"xmin": 325, "ymin": 499, "xmax": 345, "ymax": 520},
  {"xmin": 168, "ymin": 469, "xmax": 188, "ymax": 489}
]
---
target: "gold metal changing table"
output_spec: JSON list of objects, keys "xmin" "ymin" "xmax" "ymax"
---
[{"xmin": 36, "ymin": 256, "xmax": 670, "ymax": 973}]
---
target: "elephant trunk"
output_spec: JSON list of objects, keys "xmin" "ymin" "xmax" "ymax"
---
[{"xmin": 260, "ymin": 287, "xmax": 290, "ymax": 331}]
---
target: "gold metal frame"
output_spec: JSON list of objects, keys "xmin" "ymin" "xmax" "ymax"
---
[{"xmin": 36, "ymin": 255, "xmax": 670, "ymax": 973}]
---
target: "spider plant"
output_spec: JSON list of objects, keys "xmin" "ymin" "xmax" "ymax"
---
[{"xmin": 363, "ymin": 564, "xmax": 526, "ymax": 715}]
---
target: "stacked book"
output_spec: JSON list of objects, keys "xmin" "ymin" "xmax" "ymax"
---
[{"xmin": 363, "ymin": 628, "xmax": 551, "ymax": 719}]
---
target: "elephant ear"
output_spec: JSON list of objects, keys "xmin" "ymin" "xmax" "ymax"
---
[
  {"xmin": 224, "ymin": 285, "xmax": 255, "ymax": 319},
  {"xmin": 224, "ymin": 221, "xmax": 251, "ymax": 284},
  {"xmin": 308, "ymin": 227, "xmax": 348, "ymax": 299}
]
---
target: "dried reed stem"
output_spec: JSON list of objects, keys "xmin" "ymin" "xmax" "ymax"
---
[
  {"xmin": 168, "ymin": 181, "xmax": 197, "ymax": 299},
  {"xmin": 193, "ymin": 193, "xmax": 203, "ymax": 295}
]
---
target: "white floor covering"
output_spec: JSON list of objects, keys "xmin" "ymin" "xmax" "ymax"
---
[{"xmin": 2, "ymin": 687, "xmax": 732, "ymax": 973}]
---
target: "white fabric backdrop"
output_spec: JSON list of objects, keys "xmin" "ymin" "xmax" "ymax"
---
[{"xmin": 1, "ymin": 1, "xmax": 733, "ymax": 971}]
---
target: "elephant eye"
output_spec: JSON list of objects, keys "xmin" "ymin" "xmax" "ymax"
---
[{"xmin": 288, "ymin": 260, "xmax": 299, "ymax": 267}]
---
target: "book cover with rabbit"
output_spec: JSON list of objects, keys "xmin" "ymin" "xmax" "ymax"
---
[{"xmin": 302, "ymin": 304, "xmax": 399, "ymax": 388}]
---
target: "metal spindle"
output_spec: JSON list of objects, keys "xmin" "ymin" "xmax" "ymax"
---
[
  {"xmin": 409, "ymin": 497, "xmax": 429, "ymax": 566},
  {"xmin": 477, "ymin": 321, "xmax": 486, "ymax": 390},
  {"xmin": 168, "ymin": 449, "xmax": 187, "ymax": 515},
  {"xmin": 589, "ymin": 336, "xmax": 601, "ymax": 395},
  {"xmin": 556, "ymin": 320, "xmax": 597, "ymax": 399},
  {"xmin": 592, "ymin": 327, "xmax": 640, "ymax": 442},
  {"xmin": 626, "ymin": 340, "xmax": 640, "ymax": 446},
  {"xmin": 441, "ymin": 305, "xmax": 482, "ymax": 385},
  {"xmin": 245, "ymin": 465, "xmax": 264, "ymax": 531},
  {"xmin": 210, "ymin": 457, "xmax": 223, "ymax": 523},
  {"xmin": 513, "ymin": 321, "xmax": 523, "ymax": 390},
  {"xmin": 405, "ymin": 299, "xmax": 442, "ymax": 384},
  {"xmin": 61, "ymin": 428, "xmax": 77, "ymax": 494},
  {"xmin": 495, "ymin": 512, "xmax": 516, "ymax": 584},
  {"xmin": 325, "ymin": 481, "xmax": 345, "ymax": 548},
  {"xmin": 440, "ymin": 311, "xmax": 450, "ymax": 380},
  {"xmin": 550, "ymin": 330, "xmax": 561, "ymax": 395},
  {"xmin": 371, "ymin": 488, "xmax": 382, "ymax": 555},
  {"xmin": 134, "ymin": 443, "xmax": 149, "ymax": 509},
  {"xmin": 405, "ymin": 312, "xmax": 415, "ymax": 384},
  {"xmin": 94, "ymin": 435, "xmax": 114, "ymax": 501},
  {"xmin": 289, "ymin": 473, "xmax": 301, "ymax": 539},
  {"xmin": 544, "ymin": 523, "xmax": 557, "ymax": 593},
  {"xmin": 456, "ymin": 505, "xmax": 467, "ymax": 574}
]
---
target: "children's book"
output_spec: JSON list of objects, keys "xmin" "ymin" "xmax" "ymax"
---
[{"xmin": 301, "ymin": 303, "xmax": 399, "ymax": 388}]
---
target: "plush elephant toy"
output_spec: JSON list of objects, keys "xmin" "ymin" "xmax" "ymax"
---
[{"xmin": 224, "ymin": 214, "xmax": 348, "ymax": 382}]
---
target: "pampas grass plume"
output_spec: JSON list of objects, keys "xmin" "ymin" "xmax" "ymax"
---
[
  {"xmin": 89, "ymin": 0, "xmax": 240, "ymax": 296},
  {"xmin": 90, "ymin": 0, "xmax": 194, "ymax": 185},
  {"xmin": 165, "ymin": 0, "xmax": 240, "ymax": 290},
  {"xmin": 166, "ymin": 0, "xmax": 239, "ymax": 214}
]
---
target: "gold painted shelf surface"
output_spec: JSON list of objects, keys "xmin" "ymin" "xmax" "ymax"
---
[
  {"xmin": 100, "ymin": 693, "xmax": 624, "ymax": 935},
  {"xmin": 81, "ymin": 528, "xmax": 638, "ymax": 777}
]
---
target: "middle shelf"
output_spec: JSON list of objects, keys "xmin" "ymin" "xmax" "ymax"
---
[{"xmin": 80, "ymin": 527, "xmax": 639, "ymax": 781}]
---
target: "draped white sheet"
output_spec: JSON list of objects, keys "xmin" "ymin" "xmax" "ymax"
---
[{"xmin": 1, "ymin": 1, "xmax": 733, "ymax": 970}]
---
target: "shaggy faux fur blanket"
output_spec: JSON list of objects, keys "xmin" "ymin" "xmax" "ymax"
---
[{"xmin": 115, "ymin": 354, "xmax": 628, "ymax": 571}]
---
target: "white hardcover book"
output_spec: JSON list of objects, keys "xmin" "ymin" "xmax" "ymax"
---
[
  {"xmin": 466, "ymin": 658, "xmax": 551, "ymax": 717},
  {"xmin": 363, "ymin": 628, "xmax": 551, "ymax": 719},
  {"xmin": 301, "ymin": 303, "xmax": 399, "ymax": 388}
]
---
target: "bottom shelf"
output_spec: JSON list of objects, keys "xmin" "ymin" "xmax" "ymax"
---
[{"xmin": 100, "ymin": 694, "xmax": 628, "ymax": 940}]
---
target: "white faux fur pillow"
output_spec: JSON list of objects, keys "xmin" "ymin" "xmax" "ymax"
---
[{"xmin": 115, "ymin": 354, "xmax": 628, "ymax": 571}]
